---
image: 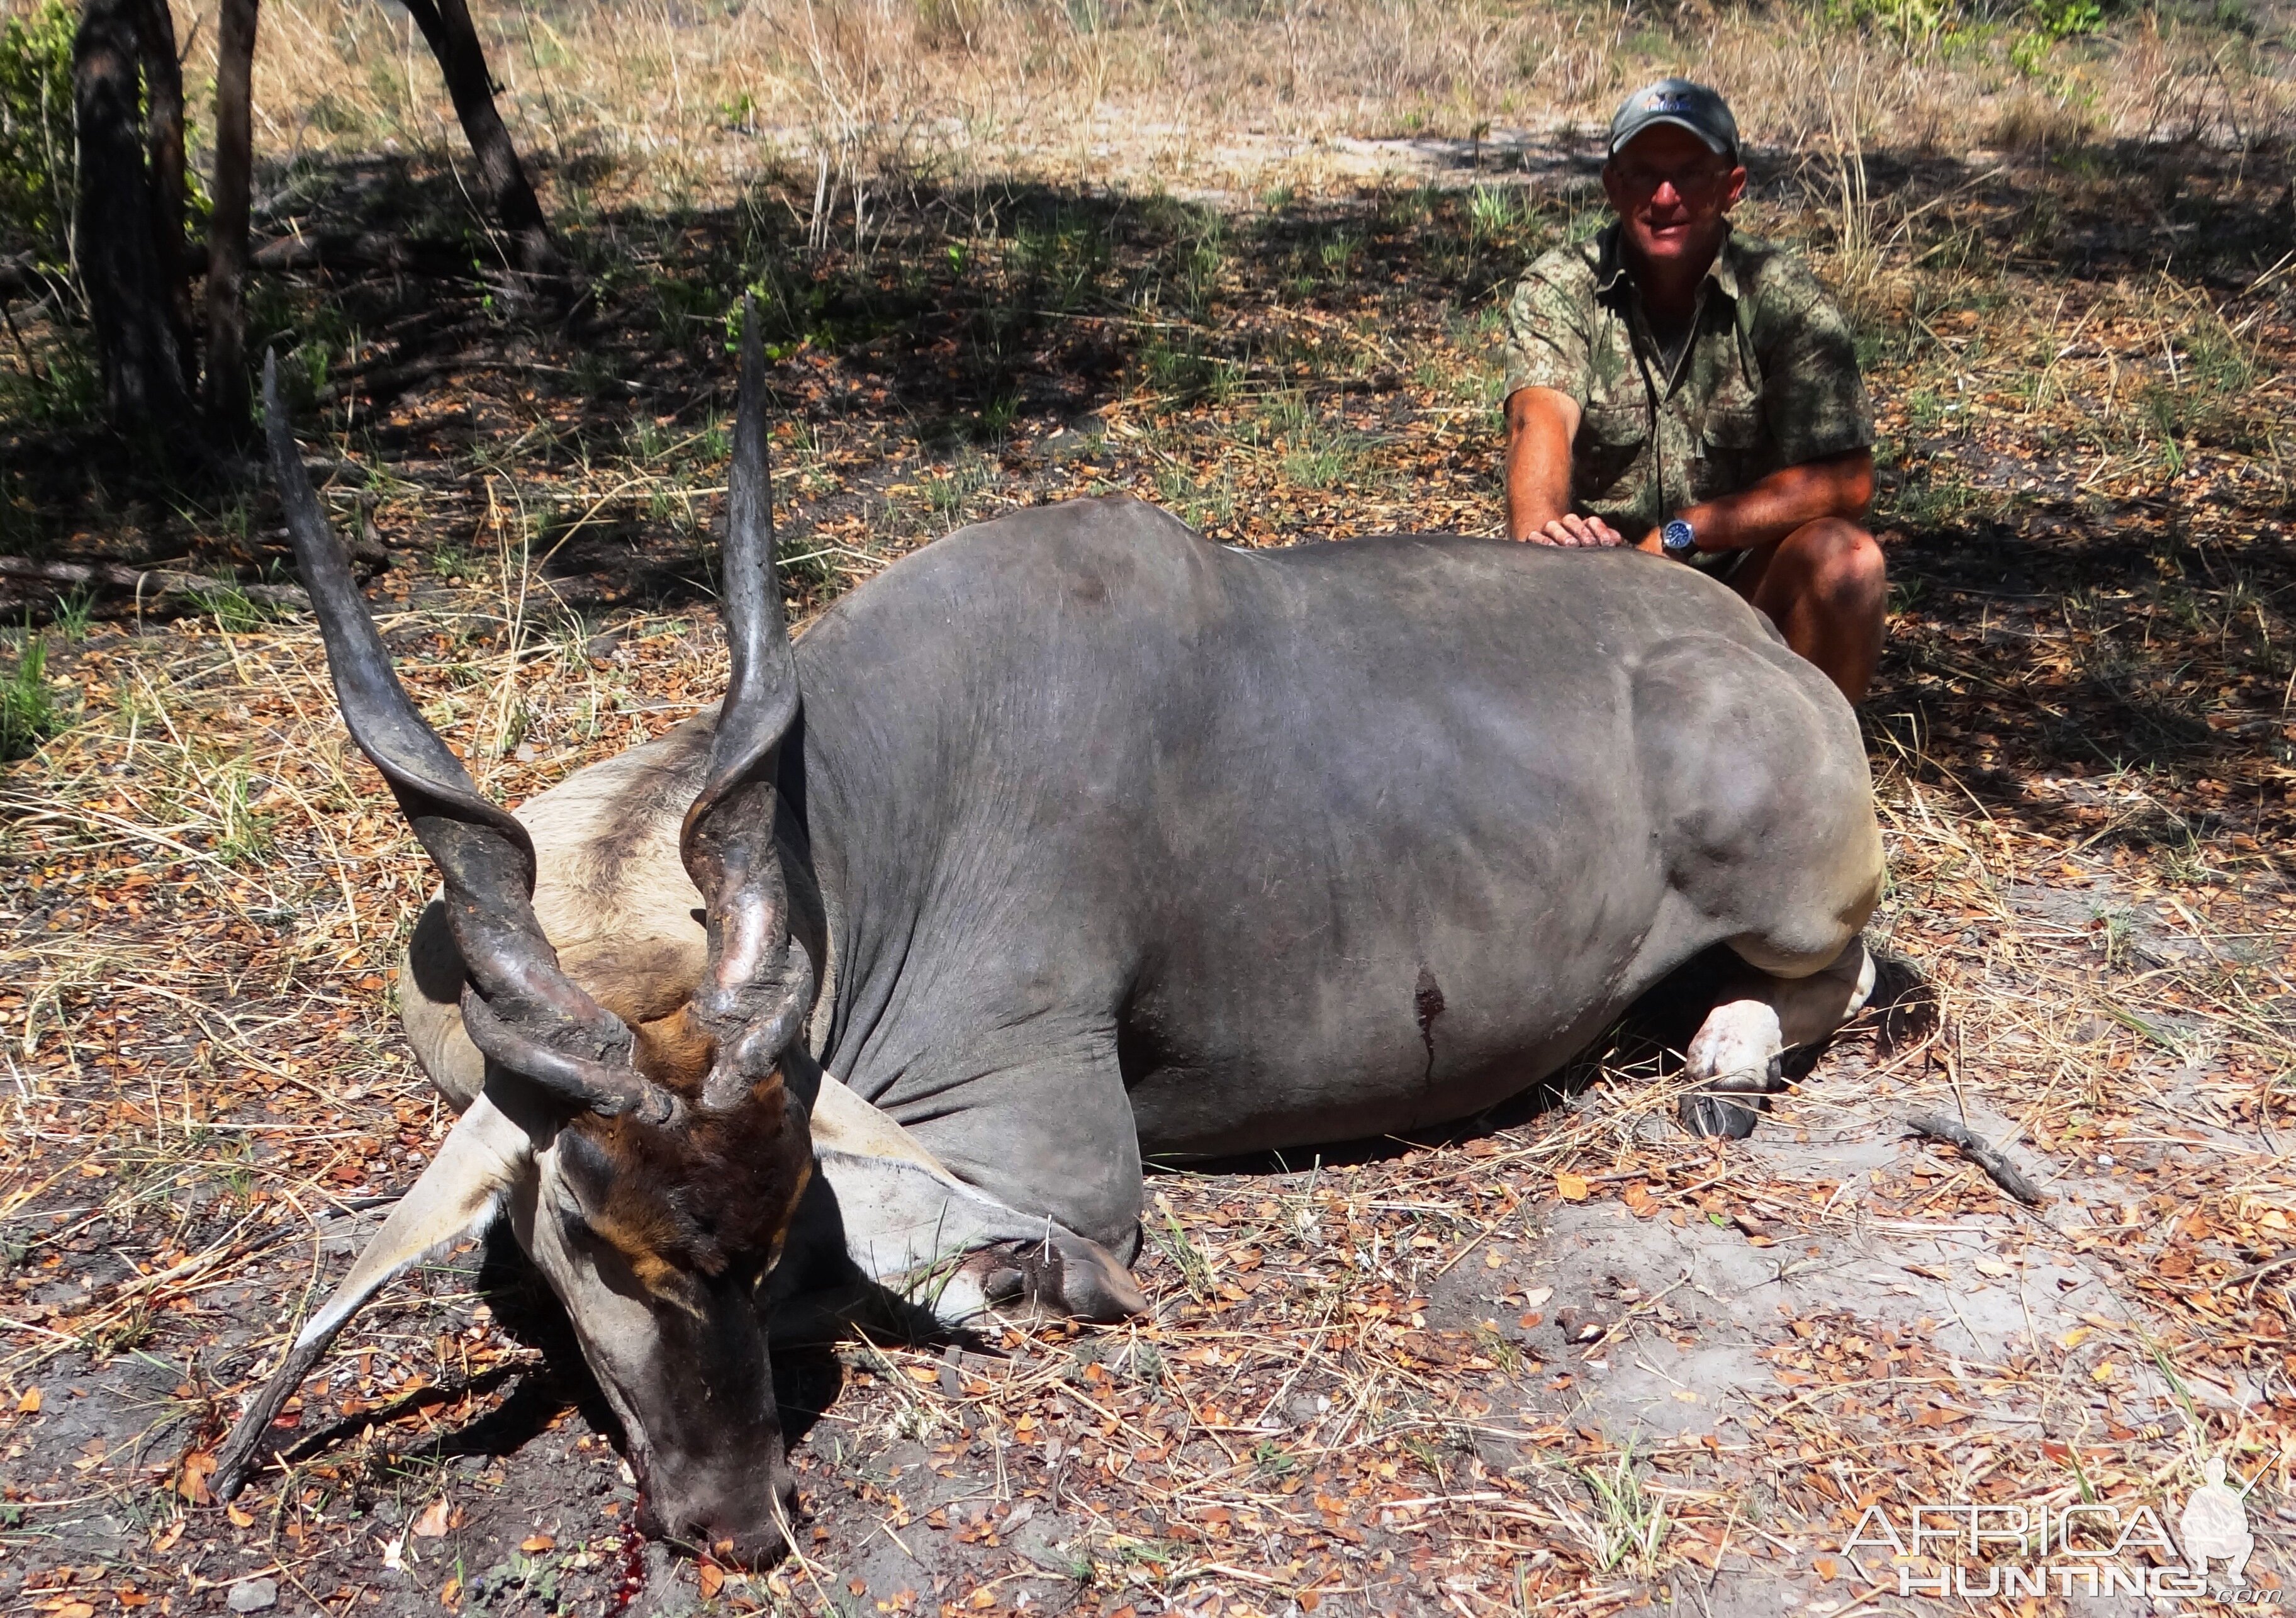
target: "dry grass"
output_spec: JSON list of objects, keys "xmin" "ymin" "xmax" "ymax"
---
[
  {"xmin": 170, "ymin": 0, "xmax": 2296, "ymax": 218},
  {"xmin": 4, "ymin": 534, "xmax": 2294, "ymax": 1614}
]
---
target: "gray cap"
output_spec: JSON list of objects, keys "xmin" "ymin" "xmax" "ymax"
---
[{"xmin": 1608, "ymin": 78, "xmax": 1740, "ymax": 164}]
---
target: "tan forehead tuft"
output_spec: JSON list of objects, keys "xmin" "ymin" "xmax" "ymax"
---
[{"xmin": 632, "ymin": 1003, "xmax": 716, "ymax": 1095}]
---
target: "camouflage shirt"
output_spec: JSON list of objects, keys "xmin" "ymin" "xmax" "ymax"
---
[{"xmin": 1502, "ymin": 223, "xmax": 1872, "ymax": 547}]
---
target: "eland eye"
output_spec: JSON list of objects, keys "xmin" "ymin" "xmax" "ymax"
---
[
  {"xmin": 551, "ymin": 1130, "xmax": 619, "ymax": 1231},
  {"xmin": 551, "ymin": 1181, "xmax": 591, "ymax": 1230}
]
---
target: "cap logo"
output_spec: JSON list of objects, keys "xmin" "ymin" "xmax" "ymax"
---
[{"xmin": 1647, "ymin": 92, "xmax": 1692, "ymax": 111}]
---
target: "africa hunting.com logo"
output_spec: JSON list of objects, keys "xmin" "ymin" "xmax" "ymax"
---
[{"xmin": 1837, "ymin": 1457, "xmax": 2270, "ymax": 1601}]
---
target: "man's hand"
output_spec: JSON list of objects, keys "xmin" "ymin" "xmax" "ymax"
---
[
  {"xmin": 1535, "ymin": 513, "xmax": 1625, "ymax": 548},
  {"xmin": 1506, "ymin": 391, "xmax": 1625, "ymax": 544},
  {"xmin": 1504, "ymin": 386, "xmax": 1583, "ymax": 542}
]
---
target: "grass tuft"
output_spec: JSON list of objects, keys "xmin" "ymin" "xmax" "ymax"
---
[{"xmin": 0, "ymin": 633, "xmax": 54, "ymax": 760}]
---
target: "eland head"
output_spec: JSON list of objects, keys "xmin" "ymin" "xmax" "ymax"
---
[{"xmin": 213, "ymin": 305, "xmax": 817, "ymax": 1565}]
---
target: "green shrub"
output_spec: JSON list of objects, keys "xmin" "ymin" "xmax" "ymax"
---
[
  {"xmin": 1820, "ymin": 0, "xmax": 2119, "ymax": 42},
  {"xmin": 2030, "ymin": 0, "xmax": 2105, "ymax": 35},
  {"xmin": 0, "ymin": 0, "xmax": 76, "ymax": 265}
]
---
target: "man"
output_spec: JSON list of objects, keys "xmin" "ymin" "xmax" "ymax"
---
[{"xmin": 1501, "ymin": 79, "xmax": 1886, "ymax": 702}]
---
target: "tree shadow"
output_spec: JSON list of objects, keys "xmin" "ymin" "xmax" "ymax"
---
[{"xmin": 3, "ymin": 133, "xmax": 2287, "ymax": 849}]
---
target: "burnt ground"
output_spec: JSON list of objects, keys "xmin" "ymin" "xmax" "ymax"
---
[{"xmin": 2, "ymin": 120, "xmax": 2295, "ymax": 1618}]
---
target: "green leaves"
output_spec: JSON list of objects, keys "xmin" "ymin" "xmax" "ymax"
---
[{"xmin": 0, "ymin": 0, "xmax": 75, "ymax": 266}]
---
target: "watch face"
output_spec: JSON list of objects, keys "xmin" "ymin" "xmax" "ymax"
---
[{"xmin": 1662, "ymin": 520, "xmax": 1694, "ymax": 553}]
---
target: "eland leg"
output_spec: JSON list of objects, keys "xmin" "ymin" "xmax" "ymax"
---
[
  {"xmin": 1680, "ymin": 938, "xmax": 1876, "ymax": 1138},
  {"xmin": 406, "ymin": 905, "xmax": 1147, "ymax": 1335},
  {"xmin": 771, "ymin": 1073, "xmax": 1146, "ymax": 1338}
]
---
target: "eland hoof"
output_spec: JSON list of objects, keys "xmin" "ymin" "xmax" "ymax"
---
[
  {"xmin": 966, "ymin": 1232, "xmax": 1146, "ymax": 1323},
  {"xmin": 1679, "ymin": 1092, "xmax": 1766, "ymax": 1139}
]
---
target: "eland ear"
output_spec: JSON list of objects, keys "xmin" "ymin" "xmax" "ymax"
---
[{"xmin": 212, "ymin": 1093, "xmax": 538, "ymax": 1498}]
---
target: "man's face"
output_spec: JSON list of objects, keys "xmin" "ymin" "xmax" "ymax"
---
[{"xmin": 1602, "ymin": 123, "xmax": 1747, "ymax": 276}]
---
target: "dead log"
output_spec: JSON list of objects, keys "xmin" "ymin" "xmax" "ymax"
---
[
  {"xmin": 250, "ymin": 231, "xmax": 479, "ymax": 278},
  {"xmin": 0, "ymin": 555, "xmax": 309, "ymax": 618}
]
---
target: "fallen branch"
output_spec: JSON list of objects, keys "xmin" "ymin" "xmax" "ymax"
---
[
  {"xmin": 2224, "ymin": 1249, "xmax": 2296, "ymax": 1288},
  {"xmin": 250, "ymin": 231, "xmax": 476, "ymax": 278},
  {"xmin": 1903, "ymin": 1113, "xmax": 2046, "ymax": 1206},
  {"xmin": 0, "ymin": 555, "xmax": 308, "ymax": 617}
]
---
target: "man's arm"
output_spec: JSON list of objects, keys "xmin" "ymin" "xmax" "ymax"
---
[
  {"xmin": 1654, "ymin": 448, "xmax": 1873, "ymax": 555},
  {"xmin": 1503, "ymin": 386, "xmax": 1623, "ymax": 546}
]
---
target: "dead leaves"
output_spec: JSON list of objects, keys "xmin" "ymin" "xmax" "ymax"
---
[{"xmin": 174, "ymin": 1449, "xmax": 215, "ymax": 1506}]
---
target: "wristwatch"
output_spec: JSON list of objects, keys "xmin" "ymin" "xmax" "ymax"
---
[{"xmin": 1659, "ymin": 518, "xmax": 1697, "ymax": 559}]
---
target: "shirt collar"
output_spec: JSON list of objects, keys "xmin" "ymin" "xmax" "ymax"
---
[{"xmin": 1593, "ymin": 221, "xmax": 1742, "ymax": 301}]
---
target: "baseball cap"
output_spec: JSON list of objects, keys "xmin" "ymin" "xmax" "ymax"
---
[{"xmin": 1608, "ymin": 79, "xmax": 1740, "ymax": 165}]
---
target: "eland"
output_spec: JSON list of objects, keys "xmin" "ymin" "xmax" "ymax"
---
[{"xmin": 215, "ymin": 309, "xmax": 1882, "ymax": 1563}]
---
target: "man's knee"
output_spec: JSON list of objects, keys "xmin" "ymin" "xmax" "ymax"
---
[{"xmin": 1789, "ymin": 518, "xmax": 1885, "ymax": 614}]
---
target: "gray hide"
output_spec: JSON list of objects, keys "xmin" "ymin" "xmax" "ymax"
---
[{"xmin": 412, "ymin": 498, "xmax": 1880, "ymax": 1265}]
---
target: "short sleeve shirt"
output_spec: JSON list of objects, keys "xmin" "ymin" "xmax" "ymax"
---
[{"xmin": 1501, "ymin": 224, "xmax": 1872, "ymax": 546}]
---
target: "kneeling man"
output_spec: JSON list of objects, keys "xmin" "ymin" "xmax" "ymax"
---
[{"xmin": 1502, "ymin": 78, "xmax": 1886, "ymax": 702}]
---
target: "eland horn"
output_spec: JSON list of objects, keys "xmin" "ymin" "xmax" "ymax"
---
[
  {"xmin": 679, "ymin": 296, "xmax": 814, "ymax": 1113},
  {"xmin": 264, "ymin": 355, "xmax": 685, "ymax": 1128}
]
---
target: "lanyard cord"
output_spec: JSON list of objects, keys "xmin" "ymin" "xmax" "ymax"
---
[{"xmin": 1631, "ymin": 293, "xmax": 1684, "ymax": 527}]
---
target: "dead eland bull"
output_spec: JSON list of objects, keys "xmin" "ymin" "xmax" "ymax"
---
[{"xmin": 215, "ymin": 318, "xmax": 1882, "ymax": 1563}]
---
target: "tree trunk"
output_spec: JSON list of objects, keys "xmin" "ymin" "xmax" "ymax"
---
[
  {"xmin": 133, "ymin": 0, "xmax": 192, "ymax": 359},
  {"xmin": 73, "ymin": 0, "xmax": 194, "ymax": 430},
  {"xmin": 203, "ymin": 0, "xmax": 260, "ymax": 429},
  {"xmin": 396, "ymin": 0, "xmax": 560, "ymax": 278}
]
